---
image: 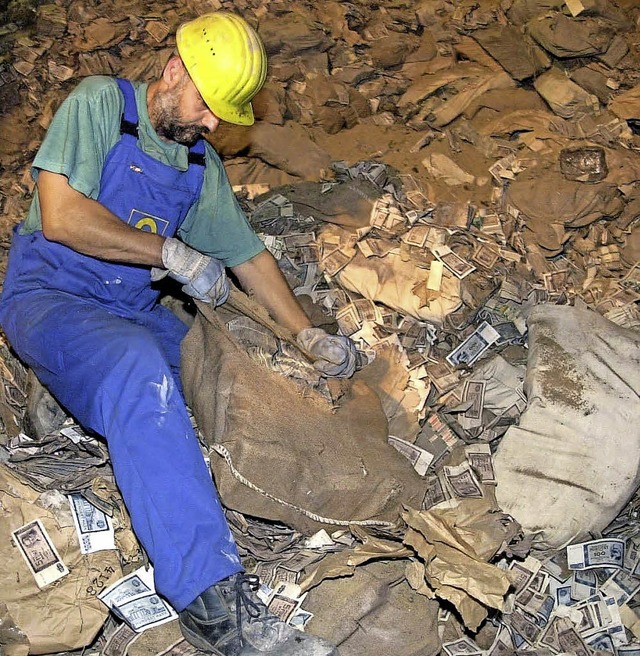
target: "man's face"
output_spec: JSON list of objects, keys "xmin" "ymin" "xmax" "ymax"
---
[{"xmin": 151, "ymin": 67, "xmax": 220, "ymax": 147}]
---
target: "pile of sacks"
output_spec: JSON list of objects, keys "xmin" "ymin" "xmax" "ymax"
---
[{"xmin": 1, "ymin": 163, "xmax": 640, "ymax": 656}]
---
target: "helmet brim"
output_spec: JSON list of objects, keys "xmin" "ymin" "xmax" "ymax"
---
[{"xmin": 197, "ymin": 83, "xmax": 256, "ymax": 127}]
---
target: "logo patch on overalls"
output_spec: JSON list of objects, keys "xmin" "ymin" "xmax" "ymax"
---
[{"xmin": 127, "ymin": 209, "xmax": 170, "ymax": 235}]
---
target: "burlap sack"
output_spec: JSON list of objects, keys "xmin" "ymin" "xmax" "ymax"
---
[
  {"xmin": 494, "ymin": 304, "xmax": 640, "ymax": 551},
  {"xmin": 180, "ymin": 295, "xmax": 425, "ymax": 535},
  {"xmin": 305, "ymin": 560, "xmax": 441, "ymax": 656},
  {"xmin": 333, "ymin": 251, "xmax": 462, "ymax": 325},
  {"xmin": 279, "ymin": 179, "xmax": 383, "ymax": 229},
  {"xmin": 0, "ymin": 464, "xmax": 122, "ymax": 654}
]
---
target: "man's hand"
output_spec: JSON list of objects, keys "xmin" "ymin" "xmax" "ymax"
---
[
  {"xmin": 161, "ymin": 237, "xmax": 229, "ymax": 306},
  {"xmin": 297, "ymin": 327, "xmax": 358, "ymax": 378}
]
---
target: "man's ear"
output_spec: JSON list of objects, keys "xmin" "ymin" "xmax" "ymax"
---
[{"xmin": 162, "ymin": 55, "xmax": 187, "ymax": 88}]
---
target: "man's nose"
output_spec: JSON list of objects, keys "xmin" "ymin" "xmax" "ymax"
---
[{"xmin": 202, "ymin": 111, "xmax": 220, "ymax": 133}]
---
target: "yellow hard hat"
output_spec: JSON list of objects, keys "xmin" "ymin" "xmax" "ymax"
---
[{"xmin": 176, "ymin": 12, "xmax": 267, "ymax": 126}]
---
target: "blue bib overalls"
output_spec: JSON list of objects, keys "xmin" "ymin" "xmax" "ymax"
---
[{"xmin": 0, "ymin": 79, "xmax": 242, "ymax": 610}]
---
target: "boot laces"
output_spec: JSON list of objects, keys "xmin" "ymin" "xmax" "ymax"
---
[{"xmin": 235, "ymin": 573, "xmax": 262, "ymax": 647}]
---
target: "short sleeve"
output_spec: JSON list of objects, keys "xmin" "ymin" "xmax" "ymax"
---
[
  {"xmin": 31, "ymin": 76, "xmax": 122, "ymax": 200},
  {"xmin": 178, "ymin": 145, "xmax": 265, "ymax": 267}
]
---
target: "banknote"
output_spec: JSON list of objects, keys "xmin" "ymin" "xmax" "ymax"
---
[
  {"xmin": 12, "ymin": 519, "xmax": 69, "ymax": 588},
  {"xmin": 402, "ymin": 224, "xmax": 435, "ymax": 249},
  {"xmin": 427, "ymin": 360, "xmax": 460, "ymax": 393},
  {"xmin": 471, "ymin": 243, "xmax": 500, "ymax": 269},
  {"xmin": 558, "ymin": 626, "xmax": 590, "ymax": 656},
  {"xmin": 586, "ymin": 632, "xmax": 616, "ymax": 655},
  {"xmin": 113, "ymin": 592, "xmax": 176, "ymax": 632},
  {"xmin": 539, "ymin": 616, "xmax": 570, "ymax": 652},
  {"xmin": 261, "ymin": 235, "xmax": 285, "ymax": 260},
  {"xmin": 415, "ymin": 432, "xmax": 451, "ymax": 471},
  {"xmin": 575, "ymin": 592, "xmax": 624, "ymax": 644},
  {"xmin": 443, "ymin": 462, "xmax": 483, "ymax": 498},
  {"xmin": 267, "ymin": 593, "xmax": 301, "ymax": 623},
  {"xmin": 258, "ymin": 581, "xmax": 305, "ymax": 624},
  {"xmin": 356, "ymin": 235, "xmax": 393, "ymax": 259},
  {"xmin": 99, "ymin": 568, "xmax": 154, "ymax": 609},
  {"xmin": 508, "ymin": 556, "xmax": 541, "ymax": 595},
  {"xmin": 620, "ymin": 262, "xmax": 640, "ymax": 292},
  {"xmin": 283, "ymin": 232, "xmax": 316, "ymax": 249},
  {"xmin": 388, "ymin": 435, "xmax": 434, "ymax": 476},
  {"xmin": 336, "ymin": 304, "xmax": 361, "ymax": 336},
  {"xmin": 567, "ymin": 539, "xmax": 625, "ymax": 570},
  {"xmin": 528, "ymin": 570, "xmax": 549, "ymax": 593},
  {"xmin": 280, "ymin": 549, "xmax": 324, "ymax": 574},
  {"xmin": 322, "ymin": 248, "xmax": 354, "ymax": 277},
  {"xmin": 542, "ymin": 270, "xmax": 568, "ymax": 294},
  {"xmin": 462, "ymin": 380, "xmax": 485, "ymax": 420},
  {"xmin": 68, "ymin": 493, "xmax": 116, "ymax": 554},
  {"xmin": 101, "ymin": 622, "xmax": 139, "ymax": 656},
  {"xmin": 571, "ymin": 569, "xmax": 597, "ymax": 600},
  {"xmin": 432, "ymin": 245, "xmax": 476, "ymax": 279},
  {"xmin": 60, "ymin": 425, "xmax": 90, "ymax": 444},
  {"xmin": 445, "ymin": 322, "xmax": 500, "ymax": 367},
  {"xmin": 600, "ymin": 569, "xmax": 640, "ymax": 606},
  {"xmin": 422, "ymin": 474, "xmax": 450, "ymax": 509},
  {"xmin": 465, "ymin": 444, "xmax": 495, "ymax": 484},
  {"xmin": 442, "ymin": 637, "xmax": 482, "ymax": 655},
  {"xmin": 510, "ymin": 608, "xmax": 542, "ymax": 644},
  {"xmin": 486, "ymin": 629, "xmax": 514, "ymax": 656},
  {"xmin": 252, "ymin": 562, "xmax": 298, "ymax": 588},
  {"xmin": 556, "ymin": 585, "xmax": 573, "ymax": 606}
]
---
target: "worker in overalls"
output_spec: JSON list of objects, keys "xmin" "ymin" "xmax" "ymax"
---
[{"xmin": 0, "ymin": 12, "xmax": 355, "ymax": 655}]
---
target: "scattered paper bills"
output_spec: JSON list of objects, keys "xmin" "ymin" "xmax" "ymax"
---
[
  {"xmin": 99, "ymin": 567, "xmax": 177, "ymax": 633},
  {"xmin": 68, "ymin": 493, "xmax": 116, "ymax": 554},
  {"xmin": 446, "ymin": 322, "xmax": 500, "ymax": 367},
  {"xmin": 567, "ymin": 538, "xmax": 625, "ymax": 570},
  {"xmin": 12, "ymin": 519, "xmax": 69, "ymax": 588},
  {"xmin": 388, "ymin": 435, "xmax": 434, "ymax": 476},
  {"xmin": 432, "ymin": 245, "xmax": 476, "ymax": 279}
]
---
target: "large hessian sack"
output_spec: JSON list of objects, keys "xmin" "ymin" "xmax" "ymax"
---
[
  {"xmin": 494, "ymin": 304, "xmax": 640, "ymax": 551},
  {"xmin": 181, "ymin": 297, "xmax": 425, "ymax": 535}
]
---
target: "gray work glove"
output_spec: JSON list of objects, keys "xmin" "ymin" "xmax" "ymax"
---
[
  {"xmin": 160, "ymin": 237, "xmax": 229, "ymax": 306},
  {"xmin": 296, "ymin": 327, "xmax": 358, "ymax": 378}
]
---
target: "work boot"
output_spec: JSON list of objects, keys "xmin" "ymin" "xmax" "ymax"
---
[{"xmin": 179, "ymin": 573, "xmax": 338, "ymax": 655}]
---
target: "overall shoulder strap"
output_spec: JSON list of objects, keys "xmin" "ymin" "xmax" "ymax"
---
[
  {"xmin": 188, "ymin": 139, "xmax": 206, "ymax": 167},
  {"xmin": 115, "ymin": 78, "xmax": 139, "ymax": 138},
  {"xmin": 116, "ymin": 76, "xmax": 205, "ymax": 170}
]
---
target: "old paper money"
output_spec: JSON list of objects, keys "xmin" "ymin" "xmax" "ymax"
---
[
  {"xmin": 388, "ymin": 435, "xmax": 434, "ymax": 476},
  {"xmin": 446, "ymin": 322, "xmax": 500, "ymax": 367},
  {"xmin": 443, "ymin": 462, "xmax": 483, "ymax": 498},
  {"xmin": 432, "ymin": 245, "xmax": 476, "ymax": 279},
  {"xmin": 101, "ymin": 623, "xmax": 139, "ymax": 656},
  {"xmin": 99, "ymin": 567, "xmax": 177, "ymax": 633},
  {"xmin": 68, "ymin": 493, "xmax": 116, "ymax": 554},
  {"xmin": 12, "ymin": 519, "xmax": 69, "ymax": 588},
  {"xmin": 567, "ymin": 539, "xmax": 625, "ymax": 570}
]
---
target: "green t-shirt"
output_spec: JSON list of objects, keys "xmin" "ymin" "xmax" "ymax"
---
[{"xmin": 22, "ymin": 76, "xmax": 265, "ymax": 268}]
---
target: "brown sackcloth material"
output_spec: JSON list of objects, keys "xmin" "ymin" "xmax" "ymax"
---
[{"xmin": 180, "ymin": 293, "xmax": 424, "ymax": 535}]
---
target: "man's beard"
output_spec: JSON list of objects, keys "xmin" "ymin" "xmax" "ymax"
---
[{"xmin": 150, "ymin": 86, "xmax": 208, "ymax": 147}]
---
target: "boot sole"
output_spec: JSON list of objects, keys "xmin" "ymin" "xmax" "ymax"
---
[{"xmin": 179, "ymin": 621, "xmax": 227, "ymax": 655}]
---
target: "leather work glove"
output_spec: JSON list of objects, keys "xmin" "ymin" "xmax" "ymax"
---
[
  {"xmin": 296, "ymin": 327, "xmax": 358, "ymax": 378},
  {"xmin": 160, "ymin": 237, "xmax": 230, "ymax": 306}
]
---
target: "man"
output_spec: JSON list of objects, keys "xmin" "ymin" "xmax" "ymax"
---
[{"xmin": 0, "ymin": 11, "xmax": 355, "ymax": 655}]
